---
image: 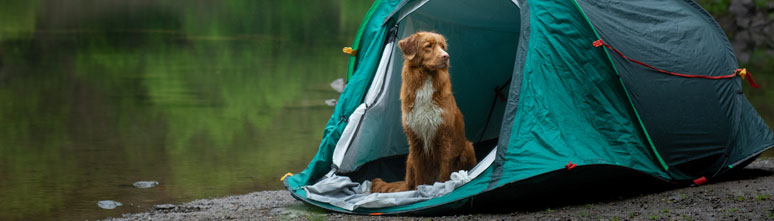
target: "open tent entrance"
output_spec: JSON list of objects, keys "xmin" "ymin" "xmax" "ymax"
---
[
  {"xmin": 287, "ymin": 0, "xmax": 774, "ymax": 215},
  {"xmin": 331, "ymin": 0, "xmax": 521, "ymax": 184}
]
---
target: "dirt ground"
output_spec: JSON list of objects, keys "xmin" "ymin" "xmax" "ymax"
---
[{"xmin": 110, "ymin": 158, "xmax": 774, "ymax": 220}]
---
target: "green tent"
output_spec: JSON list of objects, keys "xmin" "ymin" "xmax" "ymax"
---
[{"xmin": 283, "ymin": 0, "xmax": 774, "ymax": 214}]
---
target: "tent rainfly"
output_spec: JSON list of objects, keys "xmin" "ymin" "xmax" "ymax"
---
[{"xmin": 283, "ymin": 0, "xmax": 774, "ymax": 215}]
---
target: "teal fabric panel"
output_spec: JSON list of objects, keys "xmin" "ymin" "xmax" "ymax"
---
[
  {"xmin": 406, "ymin": 0, "xmax": 520, "ymax": 32},
  {"xmin": 577, "ymin": 0, "xmax": 735, "ymax": 178},
  {"xmin": 726, "ymin": 93, "xmax": 774, "ymax": 167},
  {"xmin": 285, "ymin": 0, "xmax": 401, "ymax": 189},
  {"xmin": 576, "ymin": 0, "xmax": 774, "ymax": 178},
  {"xmin": 491, "ymin": 0, "xmax": 531, "ymax": 190},
  {"xmin": 498, "ymin": 0, "xmax": 669, "ymax": 187}
]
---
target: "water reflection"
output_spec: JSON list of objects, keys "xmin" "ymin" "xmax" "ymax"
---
[
  {"xmin": 0, "ymin": 0, "xmax": 369, "ymax": 220},
  {"xmin": 0, "ymin": 1, "xmax": 772, "ymax": 220}
]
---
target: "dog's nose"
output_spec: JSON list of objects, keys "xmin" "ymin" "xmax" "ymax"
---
[{"xmin": 441, "ymin": 53, "xmax": 449, "ymax": 60}]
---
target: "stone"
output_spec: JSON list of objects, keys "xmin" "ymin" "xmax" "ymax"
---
[
  {"xmin": 98, "ymin": 200, "xmax": 123, "ymax": 209},
  {"xmin": 133, "ymin": 181, "xmax": 159, "ymax": 189},
  {"xmin": 330, "ymin": 78, "xmax": 345, "ymax": 93},
  {"xmin": 154, "ymin": 204, "xmax": 177, "ymax": 210}
]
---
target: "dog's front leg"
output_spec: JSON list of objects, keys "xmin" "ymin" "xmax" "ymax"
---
[
  {"xmin": 404, "ymin": 152, "xmax": 419, "ymax": 190},
  {"xmin": 437, "ymin": 138, "xmax": 454, "ymax": 182}
]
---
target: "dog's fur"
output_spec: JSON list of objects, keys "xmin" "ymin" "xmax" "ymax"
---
[{"xmin": 371, "ymin": 32, "xmax": 477, "ymax": 193}]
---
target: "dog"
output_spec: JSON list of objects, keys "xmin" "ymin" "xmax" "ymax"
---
[{"xmin": 371, "ymin": 32, "xmax": 477, "ymax": 193}]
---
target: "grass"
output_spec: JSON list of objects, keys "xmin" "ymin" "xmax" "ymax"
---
[{"xmin": 756, "ymin": 194, "xmax": 770, "ymax": 201}]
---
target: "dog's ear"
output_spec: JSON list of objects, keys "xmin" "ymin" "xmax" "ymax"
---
[{"xmin": 398, "ymin": 34, "xmax": 418, "ymax": 60}]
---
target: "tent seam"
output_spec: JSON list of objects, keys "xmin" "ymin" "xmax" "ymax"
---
[
  {"xmin": 348, "ymin": 0, "xmax": 385, "ymax": 81},
  {"xmin": 570, "ymin": 0, "xmax": 670, "ymax": 173}
]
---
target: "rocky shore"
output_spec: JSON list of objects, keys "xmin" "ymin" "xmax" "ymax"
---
[{"xmin": 108, "ymin": 158, "xmax": 774, "ymax": 220}]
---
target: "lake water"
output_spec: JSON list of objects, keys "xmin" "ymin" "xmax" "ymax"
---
[
  {"xmin": 0, "ymin": 1, "xmax": 771, "ymax": 220},
  {"xmin": 0, "ymin": 1, "xmax": 370, "ymax": 220}
]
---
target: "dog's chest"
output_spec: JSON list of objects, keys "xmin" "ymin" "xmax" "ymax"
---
[{"xmin": 405, "ymin": 77, "xmax": 444, "ymax": 150}]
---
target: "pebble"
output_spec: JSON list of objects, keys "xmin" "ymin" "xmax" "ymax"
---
[
  {"xmin": 98, "ymin": 200, "xmax": 123, "ymax": 209},
  {"xmin": 154, "ymin": 204, "xmax": 177, "ymax": 210},
  {"xmin": 330, "ymin": 78, "xmax": 345, "ymax": 93},
  {"xmin": 325, "ymin": 99, "xmax": 337, "ymax": 106},
  {"xmin": 133, "ymin": 181, "xmax": 159, "ymax": 189}
]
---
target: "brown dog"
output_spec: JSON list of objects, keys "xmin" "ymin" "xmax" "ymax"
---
[{"xmin": 371, "ymin": 32, "xmax": 477, "ymax": 193}]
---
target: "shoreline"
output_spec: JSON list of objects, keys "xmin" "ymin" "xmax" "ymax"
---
[{"xmin": 109, "ymin": 158, "xmax": 774, "ymax": 220}]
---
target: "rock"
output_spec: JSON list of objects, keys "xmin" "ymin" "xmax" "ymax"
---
[
  {"xmin": 730, "ymin": 0, "xmax": 755, "ymax": 28},
  {"xmin": 270, "ymin": 208, "xmax": 299, "ymax": 219},
  {"xmin": 133, "ymin": 181, "xmax": 159, "ymax": 189},
  {"xmin": 729, "ymin": 0, "xmax": 754, "ymax": 16},
  {"xmin": 324, "ymin": 99, "xmax": 337, "ymax": 107},
  {"xmin": 330, "ymin": 78, "xmax": 346, "ymax": 93},
  {"xmin": 669, "ymin": 195, "xmax": 682, "ymax": 203},
  {"xmin": 731, "ymin": 31, "xmax": 752, "ymax": 63},
  {"xmin": 736, "ymin": 16, "xmax": 752, "ymax": 29},
  {"xmin": 750, "ymin": 13, "xmax": 769, "ymax": 29},
  {"xmin": 154, "ymin": 204, "xmax": 177, "ymax": 210},
  {"xmin": 98, "ymin": 200, "xmax": 123, "ymax": 209}
]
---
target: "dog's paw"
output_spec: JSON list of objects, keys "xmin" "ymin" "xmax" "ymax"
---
[{"xmin": 370, "ymin": 178, "xmax": 387, "ymax": 193}]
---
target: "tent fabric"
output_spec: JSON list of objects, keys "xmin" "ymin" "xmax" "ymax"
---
[
  {"xmin": 575, "ymin": 0, "xmax": 774, "ymax": 178},
  {"xmin": 304, "ymin": 170, "xmax": 471, "ymax": 211},
  {"xmin": 333, "ymin": 39, "xmax": 403, "ymax": 173},
  {"xmin": 305, "ymin": 144, "xmax": 497, "ymax": 211},
  {"xmin": 284, "ymin": 0, "xmax": 774, "ymax": 215},
  {"xmin": 493, "ymin": 0, "xmax": 670, "ymax": 188},
  {"xmin": 491, "ymin": 0, "xmax": 531, "ymax": 190}
]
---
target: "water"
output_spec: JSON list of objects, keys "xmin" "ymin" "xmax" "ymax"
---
[
  {"xmin": 0, "ymin": 1, "xmax": 370, "ymax": 220},
  {"xmin": 0, "ymin": 1, "xmax": 771, "ymax": 220}
]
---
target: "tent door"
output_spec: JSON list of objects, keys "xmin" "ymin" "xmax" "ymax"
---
[{"xmin": 332, "ymin": 38, "xmax": 398, "ymax": 172}]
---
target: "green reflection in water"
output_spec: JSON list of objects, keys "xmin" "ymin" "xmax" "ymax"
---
[
  {"xmin": 0, "ymin": 1, "xmax": 772, "ymax": 220},
  {"xmin": 0, "ymin": 0, "xmax": 38, "ymax": 41},
  {"xmin": 0, "ymin": 0, "xmax": 371, "ymax": 220}
]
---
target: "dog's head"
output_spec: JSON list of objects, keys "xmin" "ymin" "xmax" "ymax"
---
[{"xmin": 398, "ymin": 32, "xmax": 449, "ymax": 71}]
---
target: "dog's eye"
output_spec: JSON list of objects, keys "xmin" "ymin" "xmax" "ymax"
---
[{"xmin": 425, "ymin": 44, "xmax": 432, "ymax": 48}]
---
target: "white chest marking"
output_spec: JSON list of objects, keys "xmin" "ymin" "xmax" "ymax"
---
[{"xmin": 405, "ymin": 77, "xmax": 444, "ymax": 152}]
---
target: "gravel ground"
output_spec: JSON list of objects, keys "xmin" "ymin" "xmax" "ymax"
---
[{"xmin": 109, "ymin": 158, "xmax": 774, "ymax": 220}]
